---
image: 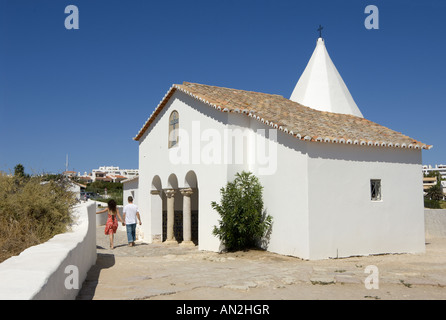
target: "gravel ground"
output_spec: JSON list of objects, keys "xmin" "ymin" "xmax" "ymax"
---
[{"xmin": 76, "ymin": 226, "xmax": 446, "ymax": 300}]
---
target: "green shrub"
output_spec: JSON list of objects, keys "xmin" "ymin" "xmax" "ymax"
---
[
  {"xmin": 212, "ymin": 171, "xmax": 272, "ymax": 251},
  {"xmin": 85, "ymin": 181, "xmax": 123, "ymax": 205},
  {"xmin": 425, "ymin": 184, "xmax": 444, "ymax": 201},
  {"xmin": 424, "ymin": 198, "xmax": 441, "ymax": 209},
  {"xmin": 0, "ymin": 174, "xmax": 77, "ymax": 263}
]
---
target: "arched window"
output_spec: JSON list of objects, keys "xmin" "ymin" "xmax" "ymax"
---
[{"xmin": 168, "ymin": 111, "xmax": 179, "ymax": 148}]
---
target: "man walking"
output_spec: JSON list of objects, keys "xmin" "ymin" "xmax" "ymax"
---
[{"xmin": 122, "ymin": 196, "xmax": 142, "ymax": 247}]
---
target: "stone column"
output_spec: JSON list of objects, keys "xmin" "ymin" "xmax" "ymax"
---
[
  {"xmin": 180, "ymin": 188, "xmax": 195, "ymax": 246},
  {"xmin": 164, "ymin": 189, "xmax": 177, "ymax": 244}
]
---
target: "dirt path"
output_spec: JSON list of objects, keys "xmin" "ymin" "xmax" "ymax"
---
[{"xmin": 77, "ymin": 226, "xmax": 446, "ymax": 300}]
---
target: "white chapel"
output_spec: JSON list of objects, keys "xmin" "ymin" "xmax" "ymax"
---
[{"xmin": 132, "ymin": 35, "xmax": 431, "ymax": 260}]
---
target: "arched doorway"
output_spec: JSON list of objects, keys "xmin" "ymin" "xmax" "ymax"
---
[
  {"xmin": 150, "ymin": 175, "xmax": 163, "ymax": 243},
  {"xmin": 183, "ymin": 171, "xmax": 199, "ymax": 245}
]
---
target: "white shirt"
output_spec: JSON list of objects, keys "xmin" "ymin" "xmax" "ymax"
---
[{"xmin": 123, "ymin": 203, "xmax": 139, "ymax": 224}]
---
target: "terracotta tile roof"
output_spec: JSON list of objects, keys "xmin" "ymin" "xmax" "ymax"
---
[
  {"xmin": 134, "ymin": 82, "xmax": 431, "ymax": 150},
  {"xmin": 122, "ymin": 175, "xmax": 139, "ymax": 184},
  {"xmin": 109, "ymin": 175, "xmax": 127, "ymax": 179}
]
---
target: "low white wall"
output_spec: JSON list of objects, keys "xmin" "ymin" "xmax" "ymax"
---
[
  {"xmin": 425, "ymin": 209, "xmax": 446, "ymax": 239},
  {"xmin": 95, "ymin": 201, "xmax": 109, "ymax": 226},
  {"xmin": 0, "ymin": 201, "xmax": 97, "ymax": 300}
]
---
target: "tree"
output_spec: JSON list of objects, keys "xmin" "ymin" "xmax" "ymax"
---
[
  {"xmin": 426, "ymin": 183, "xmax": 444, "ymax": 201},
  {"xmin": 425, "ymin": 170, "xmax": 444, "ymax": 201},
  {"xmin": 424, "ymin": 170, "xmax": 443, "ymax": 181},
  {"xmin": 212, "ymin": 171, "xmax": 272, "ymax": 251},
  {"xmin": 14, "ymin": 164, "xmax": 25, "ymax": 177}
]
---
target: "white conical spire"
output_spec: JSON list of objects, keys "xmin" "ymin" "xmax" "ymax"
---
[{"xmin": 290, "ymin": 37, "xmax": 363, "ymax": 118}]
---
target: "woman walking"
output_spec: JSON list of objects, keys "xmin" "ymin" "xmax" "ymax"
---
[{"xmin": 96, "ymin": 199, "xmax": 123, "ymax": 249}]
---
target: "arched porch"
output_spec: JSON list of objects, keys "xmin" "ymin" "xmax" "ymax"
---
[{"xmin": 150, "ymin": 171, "xmax": 199, "ymax": 246}]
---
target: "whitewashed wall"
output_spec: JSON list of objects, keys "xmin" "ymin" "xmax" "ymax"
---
[
  {"xmin": 425, "ymin": 209, "xmax": 446, "ymax": 238},
  {"xmin": 0, "ymin": 202, "xmax": 97, "ymax": 299},
  {"xmin": 248, "ymin": 119, "xmax": 311, "ymax": 259},
  {"xmin": 68, "ymin": 182, "xmax": 81, "ymax": 200},
  {"xmin": 123, "ymin": 177, "xmax": 139, "ymax": 207},
  {"xmin": 138, "ymin": 91, "xmax": 229, "ymax": 252},
  {"xmin": 306, "ymin": 143, "xmax": 425, "ymax": 259},
  {"xmin": 138, "ymin": 89, "xmax": 426, "ymax": 260},
  {"xmin": 138, "ymin": 90, "xmax": 312, "ymax": 255}
]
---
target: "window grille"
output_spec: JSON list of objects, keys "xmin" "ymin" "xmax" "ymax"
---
[
  {"xmin": 371, "ymin": 179, "xmax": 381, "ymax": 201},
  {"xmin": 168, "ymin": 111, "xmax": 179, "ymax": 148}
]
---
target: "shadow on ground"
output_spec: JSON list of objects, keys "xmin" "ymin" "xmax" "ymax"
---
[{"xmin": 76, "ymin": 252, "xmax": 115, "ymax": 300}]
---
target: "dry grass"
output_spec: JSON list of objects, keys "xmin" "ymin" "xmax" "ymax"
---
[{"xmin": 0, "ymin": 174, "xmax": 77, "ymax": 263}]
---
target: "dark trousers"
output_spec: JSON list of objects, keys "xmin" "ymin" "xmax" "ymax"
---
[{"xmin": 126, "ymin": 223, "xmax": 136, "ymax": 243}]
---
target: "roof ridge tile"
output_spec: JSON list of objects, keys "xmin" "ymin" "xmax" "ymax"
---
[{"xmin": 133, "ymin": 83, "xmax": 431, "ymax": 150}]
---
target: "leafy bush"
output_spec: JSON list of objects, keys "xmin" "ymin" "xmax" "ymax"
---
[
  {"xmin": 424, "ymin": 198, "xmax": 441, "ymax": 209},
  {"xmin": 0, "ymin": 174, "xmax": 77, "ymax": 263},
  {"xmin": 85, "ymin": 181, "xmax": 123, "ymax": 204},
  {"xmin": 425, "ymin": 183, "xmax": 444, "ymax": 201},
  {"xmin": 85, "ymin": 181, "xmax": 122, "ymax": 193},
  {"xmin": 212, "ymin": 171, "xmax": 272, "ymax": 251}
]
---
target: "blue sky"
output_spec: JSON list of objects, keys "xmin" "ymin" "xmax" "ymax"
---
[{"xmin": 0, "ymin": 0, "xmax": 445, "ymax": 175}]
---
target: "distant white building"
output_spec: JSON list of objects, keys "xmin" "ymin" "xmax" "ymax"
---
[
  {"xmin": 68, "ymin": 181, "xmax": 86, "ymax": 200},
  {"xmin": 122, "ymin": 176, "xmax": 139, "ymax": 206},
  {"xmin": 62, "ymin": 171, "xmax": 77, "ymax": 178},
  {"xmin": 90, "ymin": 166, "xmax": 138, "ymax": 182},
  {"xmin": 422, "ymin": 164, "xmax": 446, "ymax": 180}
]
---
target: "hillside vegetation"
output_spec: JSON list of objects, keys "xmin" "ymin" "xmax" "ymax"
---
[{"xmin": 0, "ymin": 174, "xmax": 77, "ymax": 263}]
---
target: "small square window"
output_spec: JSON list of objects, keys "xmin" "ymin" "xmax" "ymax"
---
[{"xmin": 371, "ymin": 179, "xmax": 381, "ymax": 201}]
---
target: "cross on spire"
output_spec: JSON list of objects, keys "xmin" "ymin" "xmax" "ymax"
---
[{"xmin": 317, "ymin": 25, "xmax": 324, "ymax": 38}]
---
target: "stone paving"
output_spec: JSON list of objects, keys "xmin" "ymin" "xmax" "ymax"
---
[{"xmin": 76, "ymin": 226, "xmax": 446, "ymax": 300}]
